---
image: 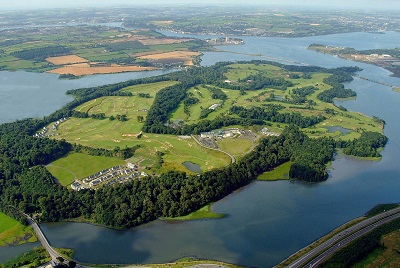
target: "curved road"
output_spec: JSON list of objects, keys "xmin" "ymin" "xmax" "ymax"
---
[
  {"xmin": 191, "ymin": 135, "xmax": 236, "ymax": 164},
  {"xmin": 286, "ymin": 207, "xmax": 400, "ymax": 268}
]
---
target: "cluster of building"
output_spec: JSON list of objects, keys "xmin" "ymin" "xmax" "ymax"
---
[
  {"xmin": 200, "ymin": 128, "xmax": 243, "ymax": 139},
  {"xmin": 260, "ymin": 127, "xmax": 280, "ymax": 136},
  {"xmin": 33, "ymin": 117, "xmax": 69, "ymax": 138},
  {"xmin": 71, "ymin": 164, "xmax": 147, "ymax": 191},
  {"xmin": 205, "ymin": 36, "xmax": 244, "ymax": 45}
]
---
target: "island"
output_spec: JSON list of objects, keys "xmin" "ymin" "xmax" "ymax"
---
[{"xmin": 308, "ymin": 44, "xmax": 400, "ymax": 77}]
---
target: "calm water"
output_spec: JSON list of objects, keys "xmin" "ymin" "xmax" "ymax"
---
[
  {"xmin": 2, "ymin": 32, "xmax": 400, "ymax": 266},
  {"xmin": 0, "ymin": 69, "xmax": 173, "ymax": 124},
  {"xmin": 182, "ymin": 161, "xmax": 202, "ymax": 173}
]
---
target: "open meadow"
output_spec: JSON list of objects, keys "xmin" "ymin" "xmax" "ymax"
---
[
  {"xmin": 48, "ymin": 62, "xmax": 383, "ymax": 183},
  {"xmin": 50, "ymin": 81, "xmax": 231, "ymax": 175},
  {"xmin": 46, "ymin": 153, "xmax": 126, "ymax": 186},
  {"xmin": 0, "ymin": 213, "xmax": 36, "ymax": 247},
  {"xmin": 171, "ymin": 63, "xmax": 382, "ymax": 140}
]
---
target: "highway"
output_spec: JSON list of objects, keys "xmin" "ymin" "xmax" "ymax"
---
[{"xmin": 286, "ymin": 207, "xmax": 400, "ymax": 268}]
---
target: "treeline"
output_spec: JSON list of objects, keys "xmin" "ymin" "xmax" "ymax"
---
[
  {"xmin": 11, "ymin": 46, "xmax": 71, "ymax": 61},
  {"xmin": 230, "ymin": 105, "xmax": 325, "ymax": 128},
  {"xmin": 317, "ymin": 68, "xmax": 359, "ymax": 103},
  {"xmin": 0, "ymin": 203, "xmax": 27, "ymax": 225},
  {"xmin": 235, "ymin": 73, "xmax": 294, "ymax": 90},
  {"xmin": 322, "ymin": 218, "xmax": 400, "ymax": 267},
  {"xmin": 73, "ymin": 144, "xmax": 140, "ymax": 160},
  {"xmin": 338, "ymin": 131, "xmax": 388, "ymax": 157},
  {"xmin": 207, "ymin": 86, "xmax": 227, "ymax": 100},
  {"xmin": 292, "ymin": 86, "xmax": 318, "ymax": 97},
  {"xmin": 104, "ymin": 40, "xmax": 148, "ymax": 52}
]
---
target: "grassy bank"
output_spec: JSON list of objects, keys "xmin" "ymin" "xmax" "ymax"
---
[
  {"xmin": 162, "ymin": 204, "xmax": 226, "ymax": 221},
  {"xmin": 258, "ymin": 161, "xmax": 292, "ymax": 181},
  {"xmin": 0, "ymin": 212, "xmax": 37, "ymax": 247}
]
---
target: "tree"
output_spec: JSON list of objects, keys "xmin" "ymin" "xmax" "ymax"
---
[{"xmin": 137, "ymin": 115, "xmax": 144, "ymax": 123}]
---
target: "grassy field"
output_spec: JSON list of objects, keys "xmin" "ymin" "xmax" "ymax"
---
[
  {"xmin": 162, "ymin": 204, "xmax": 226, "ymax": 221},
  {"xmin": 0, "ymin": 212, "xmax": 37, "ymax": 247},
  {"xmin": 352, "ymin": 230, "xmax": 400, "ymax": 268},
  {"xmin": 258, "ymin": 161, "xmax": 292, "ymax": 181},
  {"xmin": 51, "ymin": 62, "xmax": 383, "ymax": 179},
  {"xmin": 46, "ymin": 153, "xmax": 126, "ymax": 185},
  {"xmin": 171, "ymin": 63, "xmax": 382, "ymax": 141},
  {"xmin": 52, "ymin": 81, "xmax": 231, "ymax": 175},
  {"xmin": 217, "ymin": 137, "xmax": 254, "ymax": 157},
  {"xmin": 0, "ymin": 26, "xmax": 206, "ymax": 75}
]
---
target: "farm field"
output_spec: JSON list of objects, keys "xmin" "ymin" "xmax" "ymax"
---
[
  {"xmin": 48, "ymin": 64, "xmax": 156, "ymax": 76},
  {"xmin": 0, "ymin": 25, "xmax": 208, "ymax": 75},
  {"xmin": 46, "ymin": 153, "xmax": 126, "ymax": 186},
  {"xmin": 0, "ymin": 212, "xmax": 37, "ymax": 247},
  {"xmin": 137, "ymin": 51, "xmax": 202, "ymax": 65}
]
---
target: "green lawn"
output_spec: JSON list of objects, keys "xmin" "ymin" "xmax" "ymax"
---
[
  {"xmin": 162, "ymin": 204, "xmax": 226, "ymax": 221},
  {"xmin": 258, "ymin": 161, "xmax": 292, "ymax": 181},
  {"xmin": 0, "ymin": 212, "xmax": 37, "ymax": 247},
  {"xmin": 217, "ymin": 137, "xmax": 254, "ymax": 157},
  {"xmin": 47, "ymin": 153, "xmax": 126, "ymax": 184}
]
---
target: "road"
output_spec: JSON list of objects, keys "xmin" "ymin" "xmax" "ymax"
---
[
  {"xmin": 23, "ymin": 213, "xmax": 63, "ymax": 262},
  {"xmin": 191, "ymin": 135, "xmax": 236, "ymax": 164},
  {"xmin": 286, "ymin": 207, "xmax": 400, "ymax": 268}
]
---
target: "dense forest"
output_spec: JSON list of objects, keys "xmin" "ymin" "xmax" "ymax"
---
[
  {"xmin": 11, "ymin": 46, "xmax": 71, "ymax": 61},
  {"xmin": 0, "ymin": 60, "xmax": 387, "ymax": 229}
]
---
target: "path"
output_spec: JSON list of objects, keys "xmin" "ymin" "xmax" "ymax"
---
[
  {"xmin": 47, "ymin": 163, "xmax": 77, "ymax": 183},
  {"xmin": 285, "ymin": 207, "xmax": 400, "ymax": 268},
  {"xmin": 191, "ymin": 135, "xmax": 235, "ymax": 164}
]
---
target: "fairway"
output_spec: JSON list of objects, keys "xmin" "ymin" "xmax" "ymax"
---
[
  {"xmin": 49, "ymin": 62, "xmax": 384, "ymax": 180},
  {"xmin": 0, "ymin": 212, "xmax": 37, "ymax": 247},
  {"xmin": 47, "ymin": 153, "xmax": 126, "ymax": 185}
]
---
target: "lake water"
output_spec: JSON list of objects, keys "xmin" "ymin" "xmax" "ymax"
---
[
  {"xmin": 2, "ymin": 31, "xmax": 400, "ymax": 266},
  {"xmin": 182, "ymin": 161, "xmax": 202, "ymax": 173},
  {"xmin": 326, "ymin": 126, "xmax": 352, "ymax": 135},
  {"xmin": 0, "ymin": 69, "xmax": 174, "ymax": 124}
]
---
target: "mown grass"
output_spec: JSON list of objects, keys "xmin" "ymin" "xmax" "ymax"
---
[
  {"xmin": 53, "ymin": 63, "xmax": 384, "ymax": 178},
  {"xmin": 258, "ymin": 161, "xmax": 292, "ymax": 181},
  {"xmin": 217, "ymin": 137, "xmax": 254, "ymax": 157},
  {"xmin": 46, "ymin": 152, "xmax": 125, "ymax": 183},
  {"xmin": 0, "ymin": 212, "xmax": 37, "ymax": 247}
]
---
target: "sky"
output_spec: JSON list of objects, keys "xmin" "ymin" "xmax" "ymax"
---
[{"xmin": 1, "ymin": 0, "xmax": 400, "ymax": 10}]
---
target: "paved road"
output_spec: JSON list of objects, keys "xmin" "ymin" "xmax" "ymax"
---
[
  {"xmin": 191, "ymin": 135, "xmax": 235, "ymax": 164},
  {"xmin": 286, "ymin": 207, "xmax": 400, "ymax": 268},
  {"xmin": 24, "ymin": 213, "xmax": 63, "ymax": 262}
]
